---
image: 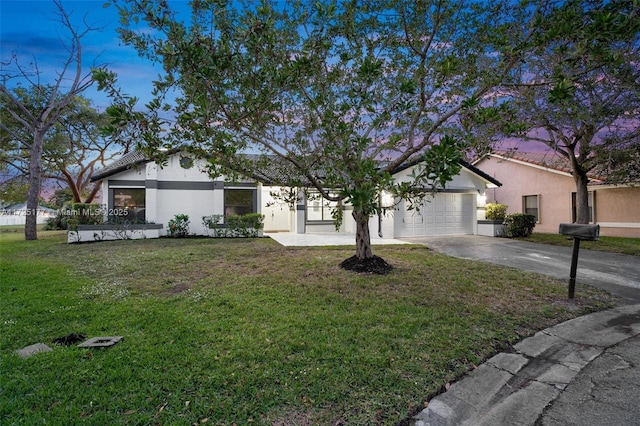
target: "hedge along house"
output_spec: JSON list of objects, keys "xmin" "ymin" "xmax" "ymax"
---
[{"xmin": 77, "ymin": 150, "xmax": 501, "ymax": 242}]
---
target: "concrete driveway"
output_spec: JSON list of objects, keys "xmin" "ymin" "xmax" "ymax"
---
[{"xmin": 401, "ymin": 235, "xmax": 640, "ymax": 302}]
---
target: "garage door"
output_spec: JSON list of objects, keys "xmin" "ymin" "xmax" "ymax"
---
[{"xmin": 394, "ymin": 193, "xmax": 474, "ymax": 237}]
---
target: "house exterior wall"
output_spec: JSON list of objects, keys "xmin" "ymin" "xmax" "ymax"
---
[
  {"xmin": 95, "ymin": 152, "xmax": 497, "ymax": 239},
  {"xmin": 261, "ymin": 186, "xmax": 293, "ymax": 232},
  {"xmin": 101, "ymin": 155, "xmax": 260, "ymax": 236},
  {"xmin": 476, "ymin": 155, "xmax": 640, "ymax": 238},
  {"xmin": 592, "ymin": 187, "xmax": 640, "ymax": 238},
  {"xmin": 382, "ymin": 164, "xmax": 488, "ymax": 238},
  {"xmin": 476, "ymin": 156, "xmax": 576, "ymax": 234}
]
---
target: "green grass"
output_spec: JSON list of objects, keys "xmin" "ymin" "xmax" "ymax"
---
[
  {"xmin": 518, "ymin": 233, "xmax": 640, "ymax": 256},
  {"xmin": 0, "ymin": 232, "xmax": 617, "ymax": 425}
]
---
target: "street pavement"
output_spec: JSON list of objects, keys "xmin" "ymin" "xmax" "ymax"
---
[
  {"xmin": 405, "ymin": 235, "xmax": 640, "ymax": 426},
  {"xmin": 401, "ymin": 235, "xmax": 640, "ymax": 302}
]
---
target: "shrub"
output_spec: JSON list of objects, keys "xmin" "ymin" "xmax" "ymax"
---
[
  {"xmin": 45, "ymin": 214, "xmax": 67, "ymax": 230},
  {"xmin": 485, "ymin": 203, "xmax": 508, "ymax": 221},
  {"xmin": 504, "ymin": 213, "xmax": 536, "ymax": 237},
  {"xmin": 167, "ymin": 214, "xmax": 190, "ymax": 237},
  {"xmin": 66, "ymin": 203, "xmax": 104, "ymax": 231},
  {"xmin": 202, "ymin": 213, "xmax": 264, "ymax": 237},
  {"xmin": 202, "ymin": 214, "xmax": 225, "ymax": 237},
  {"xmin": 226, "ymin": 213, "xmax": 265, "ymax": 237}
]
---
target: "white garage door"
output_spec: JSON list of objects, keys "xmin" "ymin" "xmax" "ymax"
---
[{"xmin": 394, "ymin": 193, "xmax": 474, "ymax": 237}]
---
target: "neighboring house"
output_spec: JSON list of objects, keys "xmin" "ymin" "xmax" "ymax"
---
[
  {"xmin": 86, "ymin": 150, "xmax": 501, "ymax": 239},
  {"xmin": 474, "ymin": 152, "xmax": 640, "ymax": 238},
  {"xmin": 0, "ymin": 203, "xmax": 57, "ymax": 226}
]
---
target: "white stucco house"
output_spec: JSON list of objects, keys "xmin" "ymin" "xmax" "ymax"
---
[{"xmin": 73, "ymin": 150, "xmax": 501, "ymax": 241}]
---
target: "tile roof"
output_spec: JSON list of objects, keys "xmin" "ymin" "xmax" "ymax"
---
[
  {"xmin": 90, "ymin": 151, "xmax": 151, "ymax": 181},
  {"xmin": 488, "ymin": 151, "xmax": 606, "ymax": 183},
  {"xmin": 91, "ymin": 150, "xmax": 502, "ymax": 187}
]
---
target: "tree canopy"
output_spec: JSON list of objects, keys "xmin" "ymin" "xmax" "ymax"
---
[
  {"xmin": 97, "ymin": 0, "xmax": 545, "ymax": 265},
  {"xmin": 468, "ymin": 0, "xmax": 640, "ymax": 223},
  {"xmin": 0, "ymin": 0, "xmax": 99, "ymax": 239}
]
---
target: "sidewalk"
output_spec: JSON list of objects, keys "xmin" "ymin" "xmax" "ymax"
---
[{"xmin": 413, "ymin": 303, "xmax": 640, "ymax": 426}]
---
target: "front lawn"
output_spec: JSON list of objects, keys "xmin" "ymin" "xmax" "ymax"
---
[
  {"xmin": 518, "ymin": 233, "xmax": 640, "ymax": 256},
  {"xmin": 0, "ymin": 232, "xmax": 616, "ymax": 425}
]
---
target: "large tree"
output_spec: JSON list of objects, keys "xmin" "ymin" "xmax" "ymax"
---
[
  {"xmin": 1, "ymin": 91, "xmax": 131, "ymax": 205},
  {"xmin": 97, "ymin": 0, "xmax": 541, "ymax": 267},
  {"xmin": 470, "ymin": 0, "xmax": 640, "ymax": 223},
  {"xmin": 0, "ymin": 0, "xmax": 98, "ymax": 240}
]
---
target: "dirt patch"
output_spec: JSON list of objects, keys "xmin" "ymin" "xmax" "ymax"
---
[
  {"xmin": 52, "ymin": 333, "xmax": 86, "ymax": 346},
  {"xmin": 165, "ymin": 283, "xmax": 191, "ymax": 295},
  {"xmin": 339, "ymin": 255, "xmax": 393, "ymax": 275}
]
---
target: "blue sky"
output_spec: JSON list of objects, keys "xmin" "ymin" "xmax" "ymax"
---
[{"xmin": 1, "ymin": 0, "xmax": 191, "ymax": 111}]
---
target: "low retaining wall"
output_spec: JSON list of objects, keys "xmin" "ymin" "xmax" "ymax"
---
[
  {"xmin": 68, "ymin": 224, "xmax": 163, "ymax": 243},
  {"xmin": 477, "ymin": 220, "xmax": 507, "ymax": 237}
]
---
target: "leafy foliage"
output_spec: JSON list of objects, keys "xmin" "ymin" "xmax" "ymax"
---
[
  {"xmin": 167, "ymin": 214, "xmax": 190, "ymax": 237},
  {"xmin": 468, "ymin": 0, "xmax": 640, "ymax": 224},
  {"xmin": 504, "ymin": 213, "xmax": 537, "ymax": 238},
  {"xmin": 485, "ymin": 203, "xmax": 508, "ymax": 221},
  {"xmin": 96, "ymin": 0, "xmax": 538, "ymax": 260}
]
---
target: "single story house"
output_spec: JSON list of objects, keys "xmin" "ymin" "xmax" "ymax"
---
[
  {"xmin": 474, "ymin": 152, "xmax": 640, "ymax": 238},
  {"xmin": 77, "ymin": 150, "xmax": 502, "ymax": 241}
]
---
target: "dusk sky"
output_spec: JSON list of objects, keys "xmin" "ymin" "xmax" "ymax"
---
[{"xmin": 1, "ymin": 0, "xmax": 193, "ymax": 111}]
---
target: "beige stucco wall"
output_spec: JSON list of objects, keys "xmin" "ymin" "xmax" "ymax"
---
[
  {"xmin": 476, "ymin": 156, "xmax": 640, "ymax": 237},
  {"xmin": 476, "ymin": 156, "xmax": 577, "ymax": 234},
  {"xmin": 593, "ymin": 187, "xmax": 640, "ymax": 238}
]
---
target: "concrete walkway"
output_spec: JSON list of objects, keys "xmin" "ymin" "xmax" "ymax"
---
[{"xmin": 414, "ymin": 304, "xmax": 640, "ymax": 426}]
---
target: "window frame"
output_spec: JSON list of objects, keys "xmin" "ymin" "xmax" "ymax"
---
[
  {"xmin": 305, "ymin": 191, "xmax": 339, "ymax": 223},
  {"xmin": 224, "ymin": 188, "xmax": 257, "ymax": 218},
  {"xmin": 110, "ymin": 187, "xmax": 146, "ymax": 222},
  {"xmin": 522, "ymin": 194, "xmax": 540, "ymax": 223}
]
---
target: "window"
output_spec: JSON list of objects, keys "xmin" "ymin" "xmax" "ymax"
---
[
  {"xmin": 225, "ymin": 189, "xmax": 255, "ymax": 217},
  {"xmin": 112, "ymin": 188, "xmax": 145, "ymax": 221},
  {"xmin": 523, "ymin": 195, "xmax": 539, "ymax": 222},
  {"xmin": 306, "ymin": 192, "xmax": 338, "ymax": 222},
  {"xmin": 572, "ymin": 191, "xmax": 594, "ymax": 223}
]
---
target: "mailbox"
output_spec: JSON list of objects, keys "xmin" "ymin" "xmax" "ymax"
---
[{"xmin": 559, "ymin": 223, "xmax": 600, "ymax": 241}]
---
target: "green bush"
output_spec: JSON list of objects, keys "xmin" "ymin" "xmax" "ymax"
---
[
  {"xmin": 485, "ymin": 203, "xmax": 508, "ymax": 221},
  {"xmin": 504, "ymin": 213, "xmax": 536, "ymax": 238},
  {"xmin": 226, "ymin": 213, "xmax": 265, "ymax": 237},
  {"xmin": 202, "ymin": 214, "xmax": 225, "ymax": 237},
  {"xmin": 202, "ymin": 213, "xmax": 265, "ymax": 237},
  {"xmin": 65, "ymin": 203, "xmax": 104, "ymax": 231},
  {"xmin": 167, "ymin": 214, "xmax": 190, "ymax": 237}
]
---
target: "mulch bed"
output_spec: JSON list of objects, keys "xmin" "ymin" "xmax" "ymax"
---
[{"xmin": 339, "ymin": 255, "xmax": 393, "ymax": 275}]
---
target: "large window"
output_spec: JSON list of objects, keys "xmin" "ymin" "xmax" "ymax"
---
[
  {"xmin": 306, "ymin": 192, "xmax": 338, "ymax": 222},
  {"xmin": 523, "ymin": 194, "xmax": 539, "ymax": 223},
  {"xmin": 225, "ymin": 189, "xmax": 255, "ymax": 217},
  {"xmin": 112, "ymin": 188, "xmax": 145, "ymax": 221},
  {"xmin": 572, "ymin": 191, "xmax": 594, "ymax": 223}
]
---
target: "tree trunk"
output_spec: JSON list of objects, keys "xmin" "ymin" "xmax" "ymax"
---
[
  {"xmin": 353, "ymin": 209, "xmax": 373, "ymax": 260},
  {"xmin": 83, "ymin": 181, "xmax": 102, "ymax": 203},
  {"xmin": 573, "ymin": 170, "xmax": 590, "ymax": 224},
  {"xmin": 25, "ymin": 132, "xmax": 45, "ymax": 240}
]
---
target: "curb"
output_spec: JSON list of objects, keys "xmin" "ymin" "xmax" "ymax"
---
[{"xmin": 414, "ymin": 304, "xmax": 640, "ymax": 426}]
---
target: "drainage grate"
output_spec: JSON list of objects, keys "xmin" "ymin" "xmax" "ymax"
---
[{"xmin": 78, "ymin": 336, "xmax": 124, "ymax": 348}]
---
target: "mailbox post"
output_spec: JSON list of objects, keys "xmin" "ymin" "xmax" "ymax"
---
[{"xmin": 558, "ymin": 223, "xmax": 600, "ymax": 299}]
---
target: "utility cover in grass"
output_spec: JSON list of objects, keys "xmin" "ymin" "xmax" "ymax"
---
[
  {"xmin": 16, "ymin": 343, "xmax": 53, "ymax": 358},
  {"xmin": 340, "ymin": 255, "xmax": 393, "ymax": 275},
  {"xmin": 78, "ymin": 336, "xmax": 124, "ymax": 348}
]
